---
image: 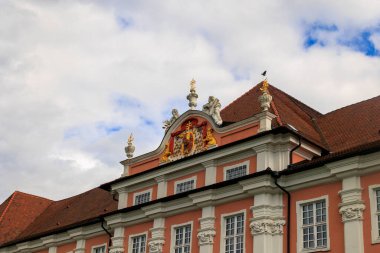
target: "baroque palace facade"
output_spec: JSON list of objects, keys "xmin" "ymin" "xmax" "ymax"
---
[{"xmin": 1, "ymin": 79, "xmax": 380, "ymax": 253}]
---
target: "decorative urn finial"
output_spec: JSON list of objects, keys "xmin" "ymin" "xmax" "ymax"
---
[
  {"xmin": 125, "ymin": 133, "xmax": 135, "ymax": 159},
  {"xmin": 186, "ymin": 78, "xmax": 198, "ymax": 110},
  {"xmin": 258, "ymin": 74, "xmax": 272, "ymax": 111}
]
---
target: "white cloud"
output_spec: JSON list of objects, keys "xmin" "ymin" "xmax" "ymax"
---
[{"xmin": 0, "ymin": 0, "xmax": 379, "ymax": 202}]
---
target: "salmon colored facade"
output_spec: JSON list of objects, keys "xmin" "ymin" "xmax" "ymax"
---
[{"xmin": 1, "ymin": 81, "xmax": 380, "ymax": 253}]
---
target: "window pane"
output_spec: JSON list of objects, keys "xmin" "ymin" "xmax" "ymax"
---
[
  {"xmin": 174, "ymin": 225, "xmax": 191, "ymax": 253},
  {"xmin": 301, "ymin": 200, "xmax": 327, "ymax": 250},
  {"xmin": 135, "ymin": 192, "xmax": 151, "ymax": 205},
  {"xmin": 224, "ymin": 213, "xmax": 244, "ymax": 253},
  {"xmin": 226, "ymin": 165, "xmax": 247, "ymax": 180},
  {"xmin": 176, "ymin": 179, "xmax": 195, "ymax": 194}
]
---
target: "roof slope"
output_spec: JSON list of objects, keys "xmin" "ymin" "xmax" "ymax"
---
[
  {"xmin": 0, "ymin": 191, "xmax": 52, "ymax": 245},
  {"xmin": 221, "ymin": 82, "xmax": 324, "ymax": 146},
  {"xmin": 317, "ymin": 95, "xmax": 380, "ymax": 152},
  {"xmin": 221, "ymin": 83, "xmax": 380, "ymax": 152},
  {"xmin": 16, "ymin": 187, "xmax": 117, "ymax": 242}
]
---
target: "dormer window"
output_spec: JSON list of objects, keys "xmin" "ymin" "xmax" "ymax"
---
[{"xmin": 224, "ymin": 161, "xmax": 249, "ymax": 181}]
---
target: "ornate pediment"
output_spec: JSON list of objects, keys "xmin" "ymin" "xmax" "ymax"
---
[{"xmin": 160, "ymin": 117, "xmax": 217, "ymax": 163}]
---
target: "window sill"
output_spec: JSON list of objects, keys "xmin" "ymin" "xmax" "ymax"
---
[
  {"xmin": 371, "ymin": 238, "xmax": 380, "ymax": 244},
  {"xmin": 300, "ymin": 247, "xmax": 330, "ymax": 253}
]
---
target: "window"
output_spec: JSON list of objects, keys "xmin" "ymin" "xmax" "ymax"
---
[
  {"xmin": 175, "ymin": 177, "xmax": 196, "ymax": 194},
  {"xmin": 92, "ymin": 245, "xmax": 106, "ymax": 253},
  {"xmin": 369, "ymin": 185, "xmax": 380, "ymax": 244},
  {"xmin": 296, "ymin": 196, "xmax": 329, "ymax": 252},
  {"xmin": 224, "ymin": 161, "xmax": 249, "ymax": 181},
  {"xmin": 224, "ymin": 213, "xmax": 244, "ymax": 253},
  {"xmin": 131, "ymin": 234, "xmax": 146, "ymax": 253},
  {"xmin": 133, "ymin": 189, "xmax": 152, "ymax": 205},
  {"xmin": 172, "ymin": 224, "xmax": 192, "ymax": 253}
]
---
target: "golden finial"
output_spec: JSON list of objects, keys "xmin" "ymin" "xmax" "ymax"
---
[
  {"xmin": 260, "ymin": 78, "xmax": 269, "ymax": 94},
  {"xmin": 260, "ymin": 70, "xmax": 269, "ymax": 94}
]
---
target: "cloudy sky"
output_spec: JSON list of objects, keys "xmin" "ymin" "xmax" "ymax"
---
[{"xmin": 0, "ymin": 0, "xmax": 379, "ymax": 202}]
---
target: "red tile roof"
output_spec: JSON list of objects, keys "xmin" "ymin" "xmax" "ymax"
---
[
  {"xmin": 16, "ymin": 187, "xmax": 117, "ymax": 242},
  {"xmin": 221, "ymin": 82, "xmax": 325, "ymax": 147},
  {"xmin": 316, "ymin": 95, "xmax": 380, "ymax": 152},
  {"xmin": 0, "ymin": 191, "xmax": 52, "ymax": 245}
]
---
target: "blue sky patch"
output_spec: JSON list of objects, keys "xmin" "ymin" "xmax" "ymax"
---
[
  {"xmin": 303, "ymin": 22, "xmax": 338, "ymax": 48},
  {"xmin": 303, "ymin": 22, "xmax": 380, "ymax": 57},
  {"xmin": 338, "ymin": 30, "xmax": 379, "ymax": 56}
]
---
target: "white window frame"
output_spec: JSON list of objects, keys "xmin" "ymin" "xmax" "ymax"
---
[
  {"xmin": 220, "ymin": 209, "xmax": 246, "ymax": 253},
  {"xmin": 133, "ymin": 189, "xmax": 152, "ymax": 205},
  {"xmin": 296, "ymin": 195, "xmax": 330, "ymax": 253},
  {"xmin": 170, "ymin": 221, "xmax": 193, "ymax": 253},
  {"xmin": 128, "ymin": 231, "xmax": 148, "ymax": 253},
  {"xmin": 174, "ymin": 176, "xmax": 197, "ymax": 194},
  {"xmin": 223, "ymin": 161, "xmax": 250, "ymax": 181},
  {"xmin": 91, "ymin": 243, "xmax": 107, "ymax": 253},
  {"xmin": 369, "ymin": 184, "xmax": 380, "ymax": 244}
]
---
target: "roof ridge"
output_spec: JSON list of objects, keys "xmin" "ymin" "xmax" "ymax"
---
[
  {"xmin": 14, "ymin": 191, "xmax": 52, "ymax": 202},
  {"xmin": 0, "ymin": 192, "xmax": 17, "ymax": 225},
  {"xmin": 322, "ymin": 94, "xmax": 380, "ymax": 116},
  {"xmin": 269, "ymin": 85, "xmax": 322, "ymax": 118}
]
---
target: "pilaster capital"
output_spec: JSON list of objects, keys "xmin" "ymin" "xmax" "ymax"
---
[
  {"xmin": 148, "ymin": 239, "xmax": 165, "ymax": 253},
  {"xmin": 339, "ymin": 203, "xmax": 365, "ymax": 222},
  {"xmin": 202, "ymin": 159, "xmax": 217, "ymax": 168},
  {"xmin": 73, "ymin": 249, "xmax": 85, "ymax": 253},
  {"xmin": 250, "ymin": 218, "xmax": 285, "ymax": 235},
  {"xmin": 197, "ymin": 229, "xmax": 216, "ymax": 245},
  {"xmin": 155, "ymin": 175, "xmax": 166, "ymax": 183}
]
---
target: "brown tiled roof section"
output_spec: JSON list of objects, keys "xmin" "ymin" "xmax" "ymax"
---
[
  {"xmin": 221, "ymin": 82, "xmax": 324, "ymax": 146},
  {"xmin": 17, "ymin": 187, "xmax": 117, "ymax": 240},
  {"xmin": 0, "ymin": 191, "xmax": 52, "ymax": 245},
  {"xmin": 317, "ymin": 95, "xmax": 380, "ymax": 152}
]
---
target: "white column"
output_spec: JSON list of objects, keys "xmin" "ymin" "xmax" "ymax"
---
[
  {"xmin": 117, "ymin": 188, "xmax": 129, "ymax": 209},
  {"xmin": 250, "ymin": 193, "xmax": 285, "ymax": 253},
  {"xmin": 339, "ymin": 176, "xmax": 365, "ymax": 253},
  {"xmin": 148, "ymin": 218, "xmax": 165, "ymax": 253},
  {"xmin": 202, "ymin": 160, "xmax": 216, "ymax": 185},
  {"xmin": 74, "ymin": 239, "xmax": 86, "ymax": 253},
  {"xmin": 155, "ymin": 176, "xmax": 167, "ymax": 199},
  {"xmin": 48, "ymin": 247, "xmax": 57, "ymax": 253},
  {"xmin": 110, "ymin": 227, "xmax": 125, "ymax": 253},
  {"xmin": 197, "ymin": 206, "xmax": 216, "ymax": 253}
]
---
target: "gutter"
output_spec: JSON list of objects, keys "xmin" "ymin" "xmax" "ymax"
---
[
  {"xmin": 100, "ymin": 217, "xmax": 113, "ymax": 252},
  {"xmin": 269, "ymin": 169, "xmax": 291, "ymax": 253}
]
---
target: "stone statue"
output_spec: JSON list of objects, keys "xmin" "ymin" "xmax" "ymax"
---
[
  {"xmin": 162, "ymin": 109, "xmax": 180, "ymax": 131},
  {"xmin": 202, "ymin": 96, "xmax": 223, "ymax": 125}
]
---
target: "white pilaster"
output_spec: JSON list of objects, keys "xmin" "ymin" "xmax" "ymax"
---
[
  {"xmin": 117, "ymin": 188, "xmax": 129, "ymax": 209},
  {"xmin": 256, "ymin": 111, "xmax": 276, "ymax": 132},
  {"xmin": 254, "ymin": 144, "xmax": 275, "ymax": 171},
  {"xmin": 339, "ymin": 176, "xmax": 365, "ymax": 253},
  {"xmin": 155, "ymin": 176, "xmax": 167, "ymax": 199},
  {"xmin": 148, "ymin": 218, "xmax": 165, "ymax": 253},
  {"xmin": 250, "ymin": 193, "xmax": 285, "ymax": 253},
  {"xmin": 48, "ymin": 247, "xmax": 57, "ymax": 253},
  {"xmin": 202, "ymin": 160, "xmax": 216, "ymax": 186},
  {"xmin": 73, "ymin": 239, "xmax": 86, "ymax": 253},
  {"xmin": 109, "ymin": 227, "xmax": 125, "ymax": 253},
  {"xmin": 197, "ymin": 206, "xmax": 216, "ymax": 253}
]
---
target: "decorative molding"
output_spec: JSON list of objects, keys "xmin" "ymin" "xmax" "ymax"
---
[
  {"xmin": 197, "ymin": 229, "xmax": 216, "ymax": 245},
  {"xmin": 148, "ymin": 239, "xmax": 165, "ymax": 253},
  {"xmin": 339, "ymin": 204, "xmax": 365, "ymax": 222},
  {"xmin": 249, "ymin": 219, "xmax": 285, "ymax": 235}
]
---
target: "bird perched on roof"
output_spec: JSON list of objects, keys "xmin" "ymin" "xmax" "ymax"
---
[{"xmin": 261, "ymin": 70, "xmax": 267, "ymax": 77}]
